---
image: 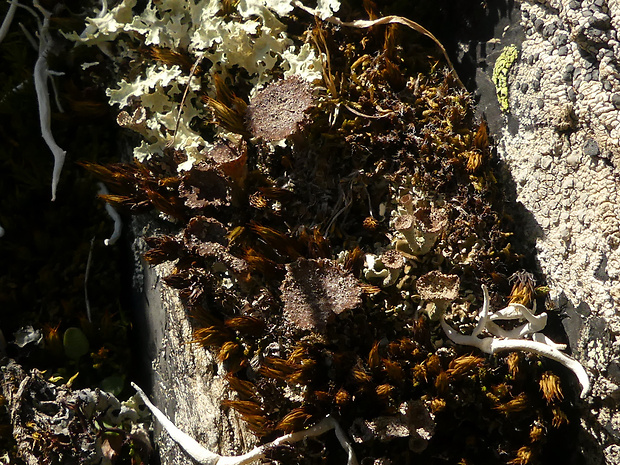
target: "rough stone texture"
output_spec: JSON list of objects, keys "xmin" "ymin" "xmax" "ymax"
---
[
  {"xmin": 131, "ymin": 220, "xmax": 255, "ymax": 464},
  {"xmin": 485, "ymin": 0, "xmax": 620, "ymax": 462}
]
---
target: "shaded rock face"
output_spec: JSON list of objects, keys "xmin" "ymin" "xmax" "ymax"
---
[
  {"xmin": 130, "ymin": 218, "xmax": 255, "ymax": 465},
  {"xmin": 470, "ymin": 1, "xmax": 620, "ymax": 463}
]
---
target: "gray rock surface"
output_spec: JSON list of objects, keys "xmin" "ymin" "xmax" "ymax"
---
[
  {"xmin": 131, "ymin": 220, "xmax": 255, "ymax": 464},
  {"xmin": 484, "ymin": 0, "xmax": 620, "ymax": 462}
]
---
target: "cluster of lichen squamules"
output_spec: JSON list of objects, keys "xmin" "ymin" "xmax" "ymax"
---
[{"xmin": 76, "ymin": 0, "xmax": 585, "ymax": 463}]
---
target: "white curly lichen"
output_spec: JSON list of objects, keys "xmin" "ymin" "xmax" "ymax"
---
[
  {"xmin": 70, "ymin": 0, "xmax": 330, "ymax": 168},
  {"xmin": 4, "ymin": 1, "xmax": 68, "ymax": 200},
  {"xmin": 97, "ymin": 183, "xmax": 122, "ymax": 246},
  {"xmin": 441, "ymin": 285, "xmax": 590, "ymax": 398}
]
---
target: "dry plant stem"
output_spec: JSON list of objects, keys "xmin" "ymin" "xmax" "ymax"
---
[
  {"xmin": 131, "ymin": 382, "xmax": 359, "ymax": 465},
  {"xmin": 170, "ymin": 51, "xmax": 205, "ymax": 146},
  {"xmin": 48, "ymin": 70, "xmax": 65, "ymax": 113},
  {"xmin": 0, "ymin": 0, "xmax": 19, "ymax": 44},
  {"xmin": 441, "ymin": 285, "xmax": 590, "ymax": 398},
  {"xmin": 84, "ymin": 237, "xmax": 95, "ymax": 323},
  {"xmin": 293, "ymin": 1, "xmax": 465, "ymax": 89},
  {"xmin": 17, "ymin": 21, "xmax": 37, "ymax": 48}
]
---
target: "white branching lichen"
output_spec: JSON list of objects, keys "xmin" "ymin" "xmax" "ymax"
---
[
  {"xmin": 97, "ymin": 183, "xmax": 122, "ymax": 246},
  {"xmin": 441, "ymin": 285, "xmax": 590, "ymax": 398},
  {"xmin": 0, "ymin": 0, "xmax": 18, "ymax": 44},
  {"xmin": 131, "ymin": 382, "xmax": 359, "ymax": 465},
  {"xmin": 27, "ymin": 1, "xmax": 67, "ymax": 201}
]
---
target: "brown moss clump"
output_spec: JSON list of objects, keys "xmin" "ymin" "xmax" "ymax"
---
[{"xmin": 83, "ymin": 4, "xmax": 580, "ymax": 464}]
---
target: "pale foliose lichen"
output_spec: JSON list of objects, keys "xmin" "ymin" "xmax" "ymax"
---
[
  {"xmin": 389, "ymin": 193, "xmax": 448, "ymax": 257},
  {"xmin": 69, "ymin": 0, "xmax": 336, "ymax": 168},
  {"xmin": 492, "ymin": 44, "xmax": 519, "ymax": 112},
  {"xmin": 363, "ymin": 250, "xmax": 405, "ymax": 288}
]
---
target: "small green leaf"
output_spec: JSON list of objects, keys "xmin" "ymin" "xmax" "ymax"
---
[
  {"xmin": 63, "ymin": 327, "xmax": 90, "ymax": 360},
  {"xmin": 101, "ymin": 374, "xmax": 125, "ymax": 397}
]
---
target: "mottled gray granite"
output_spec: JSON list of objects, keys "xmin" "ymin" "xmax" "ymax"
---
[
  {"xmin": 130, "ymin": 218, "xmax": 255, "ymax": 465},
  {"xmin": 483, "ymin": 0, "xmax": 620, "ymax": 463}
]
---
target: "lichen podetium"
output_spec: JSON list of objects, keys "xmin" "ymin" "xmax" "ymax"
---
[{"xmin": 76, "ymin": 1, "xmax": 582, "ymax": 463}]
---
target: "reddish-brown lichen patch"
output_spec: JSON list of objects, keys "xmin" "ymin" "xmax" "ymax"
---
[
  {"xmin": 184, "ymin": 216, "xmax": 228, "ymax": 245},
  {"xmin": 245, "ymin": 76, "xmax": 314, "ymax": 141},
  {"xmin": 182, "ymin": 216, "xmax": 249, "ymax": 276},
  {"xmin": 280, "ymin": 258, "xmax": 362, "ymax": 333},
  {"xmin": 416, "ymin": 271, "xmax": 460, "ymax": 301},
  {"xmin": 178, "ymin": 162, "xmax": 230, "ymax": 209},
  {"xmin": 206, "ymin": 139, "xmax": 247, "ymax": 181}
]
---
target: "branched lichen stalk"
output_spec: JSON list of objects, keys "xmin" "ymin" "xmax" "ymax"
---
[
  {"xmin": 21, "ymin": 1, "xmax": 67, "ymax": 200},
  {"xmin": 97, "ymin": 183, "xmax": 122, "ymax": 246},
  {"xmin": 441, "ymin": 285, "xmax": 590, "ymax": 398},
  {"xmin": 131, "ymin": 382, "xmax": 359, "ymax": 465},
  {"xmin": 34, "ymin": 16, "xmax": 66, "ymax": 201},
  {"xmin": 0, "ymin": 0, "xmax": 19, "ymax": 44}
]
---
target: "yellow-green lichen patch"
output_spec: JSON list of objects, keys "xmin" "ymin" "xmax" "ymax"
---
[{"xmin": 492, "ymin": 44, "xmax": 519, "ymax": 112}]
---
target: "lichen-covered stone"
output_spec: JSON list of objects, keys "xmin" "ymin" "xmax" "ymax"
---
[{"xmin": 496, "ymin": 0, "xmax": 620, "ymax": 462}]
